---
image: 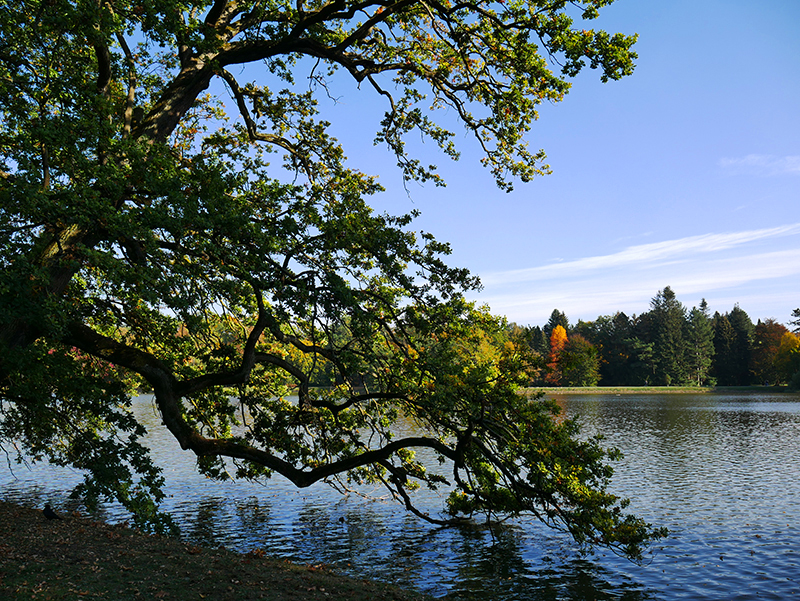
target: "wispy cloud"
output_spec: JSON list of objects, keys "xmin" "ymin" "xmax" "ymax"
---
[
  {"xmin": 719, "ymin": 154, "xmax": 800, "ymax": 176},
  {"xmin": 474, "ymin": 225, "xmax": 800, "ymax": 325},
  {"xmin": 481, "ymin": 224, "xmax": 800, "ymax": 287}
]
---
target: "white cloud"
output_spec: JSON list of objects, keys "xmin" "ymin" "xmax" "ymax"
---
[
  {"xmin": 481, "ymin": 224, "xmax": 800, "ymax": 287},
  {"xmin": 718, "ymin": 154, "xmax": 800, "ymax": 176},
  {"xmin": 473, "ymin": 226, "xmax": 800, "ymax": 325}
]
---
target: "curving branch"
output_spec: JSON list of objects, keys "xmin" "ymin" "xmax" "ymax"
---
[
  {"xmin": 217, "ymin": 68, "xmax": 313, "ymax": 175},
  {"xmin": 62, "ymin": 321, "xmax": 460, "ymax": 490}
]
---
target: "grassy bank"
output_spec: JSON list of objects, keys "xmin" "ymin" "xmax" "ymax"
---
[
  {"xmin": 526, "ymin": 385, "xmax": 796, "ymax": 395},
  {"xmin": 0, "ymin": 501, "xmax": 434, "ymax": 601}
]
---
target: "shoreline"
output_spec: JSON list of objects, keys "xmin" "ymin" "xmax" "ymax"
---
[
  {"xmin": 526, "ymin": 385, "xmax": 797, "ymax": 395},
  {"xmin": 0, "ymin": 500, "xmax": 434, "ymax": 600}
]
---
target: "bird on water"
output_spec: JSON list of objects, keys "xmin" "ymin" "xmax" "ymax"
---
[{"xmin": 43, "ymin": 503, "xmax": 62, "ymax": 520}]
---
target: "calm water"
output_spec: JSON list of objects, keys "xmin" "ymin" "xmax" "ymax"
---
[{"xmin": 3, "ymin": 392, "xmax": 800, "ymax": 600}]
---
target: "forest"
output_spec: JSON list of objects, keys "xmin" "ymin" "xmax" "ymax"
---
[{"xmin": 513, "ymin": 286, "xmax": 800, "ymax": 389}]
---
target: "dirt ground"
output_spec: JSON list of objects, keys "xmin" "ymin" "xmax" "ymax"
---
[{"xmin": 0, "ymin": 501, "xmax": 434, "ymax": 600}]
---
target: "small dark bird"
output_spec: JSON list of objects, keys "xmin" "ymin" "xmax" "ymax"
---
[{"xmin": 43, "ymin": 503, "xmax": 62, "ymax": 520}]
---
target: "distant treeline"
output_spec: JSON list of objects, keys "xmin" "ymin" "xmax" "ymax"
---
[{"xmin": 511, "ymin": 286, "xmax": 800, "ymax": 389}]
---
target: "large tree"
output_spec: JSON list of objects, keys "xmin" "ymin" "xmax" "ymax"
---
[
  {"xmin": 649, "ymin": 287, "xmax": 688, "ymax": 386},
  {"xmin": 559, "ymin": 333, "xmax": 600, "ymax": 387},
  {"xmin": 545, "ymin": 323, "xmax": 568, "ymax": 386},
  {"xmin": 775, "ymin": 331, "xmax": 800, "ymax": 387},
  {"xmin": 751, "ymin": 318, "xmax": 788, "ymax": 385},
  {"xmin": 575, "ymin": 312, "xmax": 634, "ymax": 386},
  {"xmin": 727, "ymin": 305, "xmax": 755, "ymax": 386},
  {"xmin": 544, "ymin": 308, "xmax": 570, "ymax": 340},
  {"xmin": 0, "ymin": 0, "xmax": 664, "ymax": 559},
  {"xmin": 712, "ymin": 312, "xmax": 737, "ymax": 385},
  {"xmin": 685, "ymin": 299, "xmax": 715, "ymax": 386}
]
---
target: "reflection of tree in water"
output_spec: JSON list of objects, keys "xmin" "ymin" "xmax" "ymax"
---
[
  {"xmin": 183, "ymin": 498, "xmax": 226, "ymax": 547},
  {"xmin": 553, "ymin": 559, "xmax": 656, "ymax": 601},
  {"xmin": 293, "ymin": 503, "xmax": 388, "ymax": 567},
  {"xmin": 445, "ymin": 522, "xmax": 530, "ymax": 599},
  {"xmin": 285, "ymin": 501, "xmax": 441, "ymax": 589},
  {"xmin": 441, "ymin": 522, "xmax": 657, "ymax": 601},
  {"xmin": 234, "ymin": 496, "xmax": 271, "ymax": 533}
]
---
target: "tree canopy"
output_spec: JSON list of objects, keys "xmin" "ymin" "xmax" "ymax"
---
[{"xmin": 0, "ymin": 0, "xmax": 665, "ymax": 560}]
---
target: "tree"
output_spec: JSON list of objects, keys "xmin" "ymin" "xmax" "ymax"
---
[
  {"xmin": 625, "ymin": 336, "xmax": 656, "ymax": 386},
  {"xmin": 774, "ymin": 332, "xmax": 800, "ymax": 387},
  {"xmin": 586, "ymin": 312, "xmax": 634, "ymax": 386},
  {"xmin": 649, "ymin": 287, "xmax": 688, "ymax": 386},
  {"xmin": 790, "ymin": 308, "xmax": 800, "ymax": 334},
  {"xmin": 751, "ymin": 319, "xmax": 788, "ymax": 385},
  {"xmin": 545, "ymin": 324, "xmax": 568, "ymax": 386},
  {"xmin": 544, "ymin": 309, "xmax": 570, "ymax": 340},
  {"xmin": 560, "ymin": 334, "xmax": 601, "ymax": 387},
  {"xmin": 712, "ymin": 312, "xmax": 737, "ymax": 385},
  {"xmin": 728, "ymin": 305, "xmax": 755, "ymax": 385},
  {"xmin": 0, "ymin": 0, "xmax": 664, "ymax": 559},
  {"xmin": 526, "ymin": 325, "xmax": 550, "ymax": 359},
  {"xmin": 685, "ymin": 300, "xmax": 715, "ymax": 386},
  {"xmin": 508, "ymin": 323, "xmax": 545, "ymax": 386}
]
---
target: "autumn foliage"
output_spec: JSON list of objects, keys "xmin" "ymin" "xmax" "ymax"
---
[{"xmin": 545, "ymin": 325, "xmax": 568, "ymax": 386}]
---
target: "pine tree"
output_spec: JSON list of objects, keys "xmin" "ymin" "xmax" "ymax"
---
[
  {"xmin": 713, "ymin": 312, "xmax": 737, "ymax": 385},
  {"xmin": 526, "ymin": 325, "xmax": 550, "ymax": 357},
  {"xmin": 544, "ymin": 310, "xmax": 570, "ymax": 340},
  {"xmin": 728, "ymin": 305, "xmax": 755, "ymax": 385},
  {"xmin": 650, "ymin": 287, "xmax": 688, "ymax": 386},
  {"xmin": 686, "ymin": 299, "xmax": 715, "ymax": 386},
  {"xmin": 790, "ymin": 308, "xmax": 800, "ymax": 334},
  {"xmin": 583, "ymin": 313, "xmax": 634, "ymax": 385}
]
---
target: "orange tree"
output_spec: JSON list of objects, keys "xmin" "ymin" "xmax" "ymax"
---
[
  {"xmin": 545, "ymin": 324, "xmax": 568, "ymax": 385},
  {"xmin": 0, "ymin": 0, "xmax": 665, "ymax": 560}
]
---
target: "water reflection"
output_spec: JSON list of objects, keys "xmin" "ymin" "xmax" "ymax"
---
[{"xmin": 3, "ymin": 392, "xmax": 800, "ymax": 599}]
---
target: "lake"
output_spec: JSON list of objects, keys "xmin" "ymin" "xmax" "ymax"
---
[{"xmin": 2, "ymin": 391, "xmax": 800, "ymax": 600}]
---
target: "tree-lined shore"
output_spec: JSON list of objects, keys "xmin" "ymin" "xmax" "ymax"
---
[
  {"xmin": 532, "ymin": 385, "xmax": 796, "ymax": 395},
  {"xmin": 513, "ymin": 287, "xmax": 800, "ymax": 389}
]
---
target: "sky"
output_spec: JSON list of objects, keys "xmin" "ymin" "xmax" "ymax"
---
[{"xmin": 303, "ymin": 1, "xmax": 800, "ymax": 327}]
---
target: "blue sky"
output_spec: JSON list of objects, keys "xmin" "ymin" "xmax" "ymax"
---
[{"xmin": 310, "ymin": 1, "xmax": 800, "ymax": 327}]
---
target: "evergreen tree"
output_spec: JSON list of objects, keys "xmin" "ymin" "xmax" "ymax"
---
[
  {"xmin": 650, "ymin": 287, "xmax": 688, "ymax": 385},
  {"xmin": 581, "ymin": 313, "xmax": 634, "ymax": 386},
  {"xmin": 526, "ymin": 325, "xmax": 550, "ymax": 358},
  {"xmin": 571, "ymin": 319, "xmax": 596, "ymax": 342},
  {"xmin": 685, "ymin": 299, "xmax": 715, "ymax": 386},
  {"xmin": 790, "ymin": 308, "xmax": 800, "ymax": 334},
  {"xmin": 544, "ymin": 310, "xmax": 570, "ymax": 340},
  {"xmin": 625, "ymin": 336, "xmax": 656, "ymax": 386},
  {"xmin": 713, "ymin": 312, "xmax": 737, "ymax": 385},
  {"xmin": 605, "ymin": 312, "xmax": 635, "ymax": 385},
  {"xmin": 728, "ymin": 305, "xmax": 755, "ymax": 385}
]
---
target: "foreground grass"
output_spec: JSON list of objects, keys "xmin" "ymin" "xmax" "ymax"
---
[{"xmin": 0, "ymin": 501, "xmax": 434, "ymax": 601}]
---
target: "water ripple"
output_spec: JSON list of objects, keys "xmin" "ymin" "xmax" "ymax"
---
[{"xmin": 3, "ymin": 391, "xmax": 800, "ymax": 599}]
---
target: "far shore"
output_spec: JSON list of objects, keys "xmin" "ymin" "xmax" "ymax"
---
[{"xmin": 525, "ymin": 385, "xmax": 797, "ymax": 395}]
